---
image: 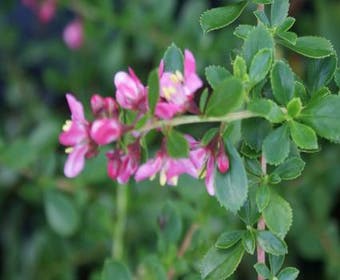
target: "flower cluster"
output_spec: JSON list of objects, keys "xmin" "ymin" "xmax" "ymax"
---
[{"xmin": 59, "ymin": 50, "xmax": 230, "ymax": 195}]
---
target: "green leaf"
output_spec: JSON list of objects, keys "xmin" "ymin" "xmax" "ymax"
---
[
  {"xmin": 254, "ymin": 10, "xmax": 270, "ymax": 26},
  {"xmin": 271, "ymin": 0, "xmax": 289, "ymax": 26},
  {"xmin": 249, "ymin": 48, "xmax": 273, "ymax": 86},
  {"xmin": 242, "ymin": 230, "xmax": 256, "ymax": 254},
  {"xmin": 254, "ymin": 263, "xmax": 272, "ymax": 279},
  {"xmin": 271, "ymin": 60, "xmax": 295, "ymax": 105},
  {"xmin": 253, "ymin": 0, "xmax": 272, "ymax": 4},
  {"xmin": 263, "ymin": 124, "xmax": 290, "ymax": 165},
  {"xmin": 279, "ymin": 36, "xmax": 334, "ymax": 58},
  {"xmin": 139, "ymin": 256, "xmax": 167, "ymax": 280},
  {"xmin": 200, "ymin": 243, "xmax": 244, "ymax": 279},
  {"xmin": 306, "ymin": 55, "xmax": 337, "ymax": 94},
  {"xmin": 234, "ymin": 24, "xmax": 254, "ymax": 40},
  {"xmin": 263, "ymin": 191, "xmax": 293, "ymax": 238},
  {"xmin": 271, "ymin": 156, "xmax": 305, "ymax": 180},
  {"xmin": 215, "ymin": 230, "xmax": 243, "ymax": 249},
  {"xmin": 269, "ymin": 255, "xmax": 285, "ymax": 275},
  {"xmin": 166, "ymin": 129, "xmax": 189, "ymax": 158},
  {"xmin": 277, "ymin": 17, "xmax": 295, "ymax": 32},
  {"xmin": 242, "ymin": 118, "xmax": 272, "ymax": 152},
  {"xmin": 201, "ymin": 127, "xmax": 219, "ymax": 146},
  {"xmin": 248, "ymin": 99, "xmax": 285, "ymax": 123},
  {"xmin": 205, "ymin": 77, "xmax": 244, "ymax": 117},
  {"xmin": 256, "ymin": 185, "xmax": 271, "ymax": 212},
  {"xmin": 289, "ymin": 120, "xmax": 318, "ymax": 150},
  {"xmin": 44, "ymin": 190, "xmax": 80, "ymax": 237},
  {"xmin": 294, "ymin": 81, "xmax": 307, "ymax": 102},
  {"xmin": 287, "ymin": 98, "xmax": 302, "ymax": 118},
  {"xmin": 277, "ymin": 31, "xmax": 297, "ymax": 45},
  {"xmin": 147, "ymin": 69, "xmax": 159, "ymax": 114},
  {"xmin": 233, "ymin": 55, "xmax": 248, "ymax": 80},
  {"xmin": 102, "ymin": 260, "xmax": 132, "ymax": 280},
  {"xmin": 200, "ymin": 2, "xmax": 248, "ymax": 33},
  {"xmin": 205, "ymin": 65, "xmax": 231, "ymax": 89},
  {"xmin": 245, "ymin": 158, "xmax": 263, "ymax": 177},
  {"xmin": 199, "ymin": 88, "xmax": 209, "ymax": 113},
  {"xmin": 163, "ymin": 43, "xmax": 183, "ymax": 72},
  {"xmin": 257, "ymin": 231, "xmax": 288, "ymax": 256},
  {"xmin": 215, "ymin": 140, "xmax": 248, "ymax": 213},
  {"xmin": 335, "ymin": 68, "xmax": 340, "ymax": 88},
  {"xmin": 278, "ymin": 267, "xmax": 299, "ymax": 280},
  {"xmin": 158, "ymin": 201, "xmax": 182, "ymax": 244},
  {"xmin": 238, "ymin": 185, "xmax": 261, "ymax": 226},
  {"xmin": 243, "ymin": 24, "xmax": 274, "ymax": 66}
]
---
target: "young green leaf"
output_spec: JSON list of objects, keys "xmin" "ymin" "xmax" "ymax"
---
[
  {"xmin": 201, "ymin": 243, "xmax": 244, "ymax": 279},
  {"xmin": 200, "ymin": 2, "xmax": 248, "ymax": 33},
  {"xmin": 277, "ymin": 17, "xmax": 296, "ymax": 32},
  {"xmin": 263, "ymin": 124, "xmax": 290, "ymax": 165},
  {"xmin": 102, "ymin": 260, "xmax": 132, "ymax": 280},
  {"xmin": 257, "ymin": 231, "xmax": 288, "ymax": 256},
  {"xmin": 269, "ymin": 254, "xmax": 285, "ymax": 275},
  {"xmin": 254, "ymin": 263, "xmax": 272, "ymax": 279},
  {"xmin": 271, "ymin": 156, "xmax": 305, "ymax": 181},
  {"xmin": 205, "ymin": 65, "xmax": 231, "ymax": 89},
  {"xmin": 242, "ymin": 230, "xmax": 256, "ymax": 254},
  {"xmin": 277, "ymin": 267, "xmax": 299, "ymax": 280},
  {"xmin": 287, "ymin": 97, "xmax": 302, "ymax": 119},
  {"xmin": 147, "ymin": 69, "xmax": 159, "ymax": 114},
  {"xmin": 271, "ymin": 60, "xmax": 295, "ymax": 105},
  {"xmin": 234, "ymin": 24, "xmax": 254, "ymax": 40},
  {"xmin": 294, "ymin": 81, "xmax": 307, "ymax": 102},
  {"xmin": 263, "ymin": 191, "xmax": 293, "ymax": 238},
  {"xmin": 271, "ymin": 0, "xmax": 289, "ymax": 26},
  {"xmin": 215, "ymin": 230, "xmax": 243, "ymax": 249},
  {"xmin": 256, "ymin": 184, "xmax": 271, "ymax": 212},
  {"xmin": 289, "ymin": 121, "xmax": 318, "ymax": 150},
  {"xmin": 233, "ymin": 55, "xmax": 248, "ymax": 80},
  {"xmin": 277, "ymin": 31, "xmax": 297, "ymax": 45},
  {"xmin": 163, "ymin": 43, "xmax": 184, "ymax": 72},
  {"xmin": 166, "ymin": 129, "xmax": 189, "ymax": 158},
  {"xmin": 215, "ymin": 140, "xmax": 248, "ymax": 213},
  {"xmin": 249, "ymin": 48, "xmax": 273, "ymax": 86},
  {"xmin": 279, "ymin": 36, "xmax": 334, "ymax": 58},
  {"xmin": 205, "ymin": 77, "xmax": 244, "ymax": 117},
  {"xmin": 248, "ymin": 99, "xmax": 285, "ymax": 123}
]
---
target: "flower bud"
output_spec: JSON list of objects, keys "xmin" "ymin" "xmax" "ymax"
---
[{"xmin": 217, "ymin": 148, "xmax": 229, "ymax": 173}]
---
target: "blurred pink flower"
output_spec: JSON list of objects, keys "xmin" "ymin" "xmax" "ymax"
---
[
  {"xmin": 63, "ymin": 19, "xmax": 84, "ymax": 50},
  {"xmin": 22, "ymin": 0, "xmax": 56, "ymax": 23},
  {"xmin": 155, "ymin": 50, "xmax": 202, "ymax": 119},
  {"xmin": 90, "ymin": 118, "xmax": 122, "ymax": 145},
  {"xmin": 91, "ymin": 94, "xmax": 119, "ymax": 119},
  {"xmin": 59, "ymin": 94, "xmax": 97, "ymax": 177}
]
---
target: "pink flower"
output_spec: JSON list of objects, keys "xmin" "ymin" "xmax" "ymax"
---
[
  {"xmin": 107, "ymin": 141, "xmax": 141, "ymax": 184},
  {"xmin": 38, "ymin": 0, "xmax": 56, "ymax": 23},
  {"xmin": 189, "ymin": 137, "xmax": 229, "ymax": 196},
  {"xmin": 155, "ymin": 50, "xmax": 202, "ymax": 119},
  {"xmin": 91, "ymin": 94, "xmax": 119, "ymax": 119},
  {"xmin": 135, "ymin": 141, "xmax": 197, "ymax": 186},
  {"xmin": 63, "ymin": 19, "xmax": 84, "ymax": 50},
  {"xmin": 114, "ymin": 68, "xmax": 147, "ymax": 111},
  {"xmin": 59, "ymin": 94, "xmax": 97, "ymax": 177}
]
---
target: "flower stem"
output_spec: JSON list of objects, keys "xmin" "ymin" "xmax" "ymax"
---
[
  {"xmin": 112, "ymin": 183, "xmax": 128, "ymax": 260},
  {"xmin": 257, "ymin": 156, "xmax": 267, "ymax": 280},
  {"xmin": 136, "ymin": 110, "xmax": 257, "ymax": 134}
]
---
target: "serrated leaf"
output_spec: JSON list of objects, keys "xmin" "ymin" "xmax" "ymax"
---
[
  {"xmin": 205, "ymin": 65, "xmax": 231, "ymax": 89},
  {"xmin": 200, "ymin": 2, "xmax": 248, "ymax": 33},
  {"xmin": 44, "ymin": 190, "xmax": 80, "ymax": 237},
  {"xmin": 205, "ymin": 77, "xmax": 244, "ymax": 117},
  {"xmin": 233, "ymin": 55, "xmax": 248, "ymax": 80},
  {"xmin": 215, "ymin": 230, "xmax": 243, "ymax": 249},
  {"xmin": 263, "ymin": 191, "xmax": 292, "ymax": 238},
  {"xmin": 242, "ymin": 230, "xmax": 256, "ymax": 254},
  {"xmin": 256, "ymin": 185, "xmax": 271, "ymax": 212},
  {"xmin": 271, "ymin": 0, "xmax": 289, "ymax": 26},
  {"xmin": 271, "ymin": 156, "xmax": 305, "ymax": 181},
  {"xmin": 289, "ymin": 121, "xmax": 318, "ymax": 150},
  {"xmin": 242, "ymin": 118, "xmax": 272, "ymax": 152},
  {"xmin": 201, "ymin": 243, "xmax": 244, "ymax": 279},
  {"xmin": 279, "ymin": 36, "xmax": 334, "ymax": 58},
  {"xmin": 263, "ymin": 124, "xmax": 290, "ymax": 165},
  {"xmin": 248, "ymin": 99, "xmax": 285, "ymax": 123},
  {"xmin": 166, "ymin": 129, "xmax": 189, "ymax": 158},
  {"xmin": 147, "ymin": 69, "xmax": 159, "ymax": 114},
  {"xmin": 254, "ymin": 10, "xmax": 270, "ymax": 26},
  {"xmin": 269, "ymin": 255, "xmax": 285, "ymax": 275},
  {"xmin": 294, "ymin": 81, "xmax": 307, "ymax": 102},
  {"xmin": 257, "ymin": 231, "xmax": 288, "ymax": 256},
  {"xmin": 249, "ymin": 48, "xmax": 273, "ymax": 86},
  {"xmin": 163, "ymin": 43, "xmax": 183, "ymax": 72},
  {"xmin": 254, "ymin": 263, "xmax": 272, "ymax": 279},
  {"xmin": 278, "ymin": 267, "xmax": 299, "ymax": 280},
  {"xmin": 271, "ymin": 60, "xmax": 295, "ymax": 105},
  {"xmin": 234, "ymin": 24, "xmax": 254, "ymax": 40},
  {"xmin": 277, "ymin": 31, "xmax": 297, "ymax": 45},
  {"xmin": 102, "ymin": 260, "xmax": 132, "ymax": 280},
  {"xmin": 238, "ymin": 186, "xmax": 261, "ymax": 226},
  {"xmin": 277, "ymin": 17, "xmax": 296, "ymax": 32},
  {"xmin": 215, "ymin": 140, "xmax": 248, "ymax": 213},
  {"xmin": 243, "ymin": 24, "xmax": 274, "ymax": 66},
  {"xmin": 245, "ymin": 158, "xmax": 263, "ymax": 177}
]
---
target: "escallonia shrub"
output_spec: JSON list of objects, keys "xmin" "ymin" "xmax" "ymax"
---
[{"xmin": 59, "ymin": 0, "xmax": 340, "ymax": 279}]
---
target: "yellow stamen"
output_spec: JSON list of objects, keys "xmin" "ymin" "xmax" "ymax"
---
[
  {"xmin": 199, "ymin": 167, "xmax": 207, "ymax": 179},
  {"xmin": 170, "ymin": 71, "xmax": 184, "ymax": 83},
  {"xmin": 62, "ymin": 120, "xmax": 72, "ymax": 131},
  {"xmin": 163, "ymin": 86, "xmax": 176, "ymax": 100},
  {"xmin": 65, "ymin": 147, "xmax": 73, "ymax": 154},
  {"xmin": 159, "ymin": 169, "xmax": 167, "ymax": 186},
  {"xmin": 169, "ymin": 176, "xmax": 178, "ymax": 186}
]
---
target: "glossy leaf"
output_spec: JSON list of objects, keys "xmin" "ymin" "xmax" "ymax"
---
[
  {"xmin": 256, "ymin": 185, "xmax": 271, "ymax": 212},
  {"xmin": 147, "ymin": 69, "xmax": 159, "ymax": 114},
  {"xmin": 287, "ymin": 98, "xmax": 302, "ymax": 118},
  {"xmin": 248, "ymin": 99, "xmax": 285, "ymax": 123},
  {"xmin": 277, "ymin": 31, "xmax": 297, "ymax": 45},
  {"xmin": 242, "ymin": 230, "xmax": 256, "ymax": 254},
  {"xmin": 271, "ymin": 156, "xmax": 305, "ymax": 181},
  {"xmin": 242, "ymin": 118, "xmax": 272, "ymax": 152},
  {"xmin": 166, "ymin": 129, "xmax": 189, "ymax": 158},
  {"xmin": 215, "ymin": 230, "xmax": 243, "ymax": 249},
  {"xmin": 278, "ymin": 267, "xmax": 299, "ymax": 280},
  {"xmin": 271, "ymin": 0, "xmax": 289, "ymax": 26},
  {"xmin": 163, "ymin": 43, "xmax": 183, "ymax": 72},
  {"xmin": 200, "ymin": 2, "xmax": 248, "ymax": 33},
  {"xmin": 257, "ymin": 231, "xmax": 288, "ymax": 256},
  {"xmin": 249, "ymin": 48, "xmax": 273, "ymax": 86},
  {"xmin": 233, "ymin": 55, "xmax": 248, "ymax": 80},
  {"xmin": 269, "ymin": 255, "xmax": 285, "ymax": 275},
  {"xmin": 205, "ymin": 65, "xmax": 231, "ymax": 89},
  {"xmin": 289, "ymin": 121, "xmax": 318, "ymax": 150}
]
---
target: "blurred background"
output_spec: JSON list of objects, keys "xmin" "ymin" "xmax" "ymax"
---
[{"xmin": 0, "ymin": 0, "xmax": 340, "ymax": 279}]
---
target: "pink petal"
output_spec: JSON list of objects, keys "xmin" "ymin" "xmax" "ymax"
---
[
  {"xmin": 66, "ymin": 94, "xmax": 86, "ymax": 121},
  {"xmin": 185, "ymin": 74, "xmax": 203, "ymax": 94},
  {"xmin": 90, "ymin": 118, "xmax": 122, "ymax": 145},
  {"xmin": 135, "ymin": 155, "xmax": 163, "ymax": 181},
  {"xmin": 64, "ymin": 145, "xmax": 88, "ymax": 177},
  {"xmin": 63, "ymin": 19, "xmax": 84, "ymax": 50},
  {"xmin": 184, "ymin": 50, "xmax": 196, "ymax": 78},
  {"xmin": 59, "ymin": 122, "xmax": 87, "ymax": 146},
  {"xmin": 107, "ymin": 150, "xmax": 122, "ymax": 180},
  {"xmin": 155, "ymin": 102, "xmax": 182, "ymax": 119},
  {"xmin": 166, "ymin": 158, "xmax": 198, "ymax": 179},
  {"xmin": 205, "ymin": 156, "xmax": 215, "ymax": 196},
  {"xmin": 158, "ymin": 60, "xmax": 164, "ymax": 77},
  {"xmin": 189, "ymin": 147, "xmax": 208, "ymax": 169}
]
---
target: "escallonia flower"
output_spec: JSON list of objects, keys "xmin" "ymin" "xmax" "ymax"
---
[
  {"xmin": 135, "ymin": 139, "xmax": 198, "ymax": 186},
  {"xmin": 59, "ymin": 94, "xmax": 98, "ymax": 177},
  {"xmin": 188, "ymin": 135, "xmax": 230, "ymax": 196},
  {"xmin": 155, "ymin": 50, "xmax": 203, "ymax": 119},
  {"xmin": 114, "ymin": 68, "xmax": 148, "ymax": 112}
]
